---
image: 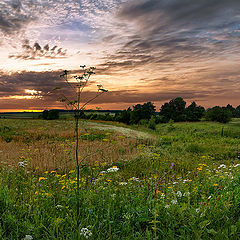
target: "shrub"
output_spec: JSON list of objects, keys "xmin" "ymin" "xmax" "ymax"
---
[
  {"xmin": 148, "ymin": 116, "xmax": 156, "ymax": 130},
  {"xmin": 205, "ymin": 107, "xmax": 232, "ymax": 123}
]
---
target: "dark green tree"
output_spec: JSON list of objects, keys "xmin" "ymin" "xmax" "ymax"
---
[
  {"xmin": 159, "ymin": 97, "xmax": 186, "ymax": 122},
  {"xmin": 130, "ymin": 102, "xmax": 156, "ymax": 124},
  {"xmin": 186, "ymin": 102, "xmax": 205, "ymax": 121},
  {"xmin": 205, "ymin": 106, "xmax": 232, "ymax": 123}
]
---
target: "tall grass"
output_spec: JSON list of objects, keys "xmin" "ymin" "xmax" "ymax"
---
[{"xmin": 0, "ymin": 119, "xmax": 240, "ymax": 239}]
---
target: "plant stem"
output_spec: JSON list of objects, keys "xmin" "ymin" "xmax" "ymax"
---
[{"xmin": 75, "ymin": 111, "xmax": 80, "ymax": 226}]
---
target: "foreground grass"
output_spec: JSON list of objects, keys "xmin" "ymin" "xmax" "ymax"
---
[{"xmin": 0, "ymin": 119, "xmax": 240, "ymax": 239}]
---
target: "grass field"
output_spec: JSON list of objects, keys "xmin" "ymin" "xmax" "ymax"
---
[{"xmin": 0, "ymin": 118, "xmax": 240, "ymax": 239}]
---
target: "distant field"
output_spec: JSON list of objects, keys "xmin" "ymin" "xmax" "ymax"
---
[
  {"xmin": 0, "ymin": 118, "xmax": 239, "ymax": 239},
  {"xmin": 0, "ymin": 110, "xmax": 117, "ymax": 119}
]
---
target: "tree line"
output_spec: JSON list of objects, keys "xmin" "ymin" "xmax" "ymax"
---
[{"xmin": 39, "ymin": 97, "xmax": 240, "ymax": 126}]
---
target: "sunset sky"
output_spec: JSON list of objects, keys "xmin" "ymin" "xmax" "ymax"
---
[{"xmin": 0, "ymin": 0, "xmax": 240, "ymax": 111}]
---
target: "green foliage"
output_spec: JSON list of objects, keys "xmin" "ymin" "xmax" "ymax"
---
[
  {"xmin": 186, "ymin": 101, "xmax": 205, "ymax": 121},
  {"xmin": 148, "ymin": 116, "xmax": 156, "ymax": 130},
  {"xmin": 39, "ymin": 110, "xmax": 59, "ymax": 120},
  {"xmin": 160, "ymin": 97, "xmax": 187, "ymax": 122},
  {"xmin": 0, "ymin": 119, "xmax": 240, "ymax": 238},
  {"xmin": 130, "ymin": 102, "xmax": 156, "ymax": 124},
  {"xmin": 0, "ymin": 126, "xmax": 14, "ymax": 142},
  {"xmin": 205, "ymin": 106, "xmax": 232, "ymax": 123},
  {"xmin": 159, "ymin": 98, "xmax": 205, "ymax": 122}
]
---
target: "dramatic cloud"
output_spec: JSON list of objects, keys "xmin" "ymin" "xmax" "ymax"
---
[
  {"xmin": 9, "ymin": 40, "xmax": 67, "ymax": 60},
  {"xmin": 0, "ymin": 0, "xmax": 240, "ymax": 110}
]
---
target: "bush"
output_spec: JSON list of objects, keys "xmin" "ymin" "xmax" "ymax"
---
[
  {"xmin": 39, "ymin": 110, "xmax": 59, "ymax": 120},
  {"xmin": 148, "ymin": 116, "xmax": 156, "ymax": 130},
  {"xmin": 205, "ymin": 107, "xmax": 232, "ymax": 123}
]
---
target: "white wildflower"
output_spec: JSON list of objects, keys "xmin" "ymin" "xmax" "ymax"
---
[
  {"xmin": 171, "ymin": 199, "xmax": 177, "ymax": 204},
  {"xmin": 80, "ymin": 228, "xmax": 92, "ymax": 239},
  {"xmin": 130, "ymin": 177, "xmax": 139, "ymax": 181},
  {"xmin": 24, "ymin": 235, "xmax": 33, "ymax": 240},
  {"xmin": 107, "ymin": 167, "xmax": 119, "ymax": 173},
  {"xmin": 234, "ymin": 164, "xmax": 240, "ymax": 168},
  {"xmin": 196, "ymin": 208, "xmax": 200, "ymax": 213},
  {"xmin": 218, "ymin": 164, "xmax": 226, "ymax": 169},
  {"xmin": 56, "ymin": 205, "xmax": 63, "ymax": 210},
  {"xmin": 176, "ymin": 191, "xmax": 182, "ymax": 197},
  {"xmin": 119, "ymin": 182, "xmax": 127, "ymax": 185},
  {"xmin": 208, "ymin": 195, "xmax": 212, "ymax": 200},
  {"xmin": 183, "ymin": 192, "xmax": 190, "ymax": 197},
  {"xmin": 18, "ymin": 160, "xmax": 27, "ymax": 167},
  {"xmin": 165, "ymin": 205, "xmax": 170, "ymax": 209}
]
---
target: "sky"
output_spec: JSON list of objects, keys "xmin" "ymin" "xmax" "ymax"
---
[{"xmin": 0, "ymin": 0, "xmax": 240, "ymax": 111}]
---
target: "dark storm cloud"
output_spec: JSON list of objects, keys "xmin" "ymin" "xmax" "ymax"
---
[
  {"xmin": 99, "ymin": 0, "xmax": 240, "ymax": 75},
  {"xmin": 9, "ymin": 41, "xmax": 68, "ymax": 60},
  {"xmin": 0, "ymin": 69, "xmax": 97, "ymax": 99},
  {"xmin": 0, "ymin": 0, "xmax": 35, "ymax": 36}
]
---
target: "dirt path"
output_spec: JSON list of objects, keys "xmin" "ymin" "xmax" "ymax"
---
[{"xmin": 85, "ymin": 121, "xmax": 154, "ymax": 139}]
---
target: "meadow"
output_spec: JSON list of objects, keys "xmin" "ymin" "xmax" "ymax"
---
[{"xmin": 0, "ymin": 118, "xmax": 240, "ymax": 239}]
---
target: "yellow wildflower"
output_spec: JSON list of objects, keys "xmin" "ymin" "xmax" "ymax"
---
[
  {"xmin": 213, "ymin": 184, "xmax": 218, "ymax": 186},
  {"xmin": 38, "ymin": 177, "xmax": 46, "ymax": 182}
]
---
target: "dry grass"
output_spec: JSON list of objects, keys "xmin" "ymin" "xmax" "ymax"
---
[{"xmin": 0, "ymin": 119, "xmax": 150, "ymax": 172}]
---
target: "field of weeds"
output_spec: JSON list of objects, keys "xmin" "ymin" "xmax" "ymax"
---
[{"xmin": 0, "ymin": 118, "xmax": 240, "ymax": 239}]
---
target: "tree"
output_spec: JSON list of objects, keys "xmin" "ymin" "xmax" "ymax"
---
[
  {"xmin": 159, "ymin": 97, "xmax": 186, "ymax": 122},
  {"xmin": 39, "ymin": 109, "xmax": 59, "ymax": 120},
  {"xmin": 186, "ymin": 102, "xmax": 205, "ymax": 121},
  {"xmin": 115, "ymin": 107, "xmax": 132, "ymax": 124},
  {"xmin": 236, "ymin": 105, "xmax": 240, "ymax": 118},
  {"xmin": 205, "ymin": 106, "xmax": 232, "ymax": 123},
  {"xmin": 130, "ymin": 102, "xmax": 156, "ymax": 124}
]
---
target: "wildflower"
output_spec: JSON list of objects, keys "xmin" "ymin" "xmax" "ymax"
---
[
  {"xmin": 38, "ymin": 177, "xmax": 46, "ymax": 182},
  {"xmin": 18, "ymin": 160, "xmax": 27, "ymax": 167},
  {"xmin": 197, "ymin": 167, "xmax": 203, "ymax": 171},
  {"xmin": 80, "ymin": 228, "xmax": 92, "ymax": 239},
  {"xmin": 107, "ymin": 179, "xmax": 112, "ymax": 182},
  {"xmin": 165, "ymin": 205, "xmax": 170, "ymax": 209},
  {"xmin": 167, "ymin": 187, "xmax": 172, "ymax": 189},
  {"xmin": 176, "ymin": 191, "xmax": 182, "ymax": 197},
  {"xmin": 69, "ymin": 170, "xmax": 75, "ymax": 174},
  {"xmin": 107, "ymin": 167, "xmax": 119, "ymax": 173},
  {"xmin": 213, "ymin": 183, "xmax": 218, "ymax": 186},
  {"xmin": 234, "ymin": 164, "xmax": 240, "ymax": 168},
  {"xmin": 44, "ymin": 171, "xmax": 48, "ymax": 174},
  {"xmin": 196, "ymin": 208, "xmax": 200, "ymax": 213},
  {"xmin": 171, "ymin": 199, "xmax": 177, "ymax": 204},
  {"xmin": 183, "ymin": 192, "xmax": 190, "ymax": 197},
  {"xmin": 24, "ymin": 235, "xmax": 33, "ymax": 240},
  {"xmin": 129, "ymin": 177, "xmax": 139, "ymax": 181},
  {"xmin": 61, "ymin": 174, "xmax": 67, "ymax": 178},
  {"xmin": 61, "ymin": 186, "xmax": 65, "ymax": 190},
  {"xmin": 51, "ymin": 170, "xmax": 56, "ymax": 174},
  {"xmin": 56, "ymin": 205, "xmax": 63, "ymax": 210},
  {"xmin": 218, "ymin": 164, "xmax": 226, "ymax": 169},
  {"xmin": 119, "ymin": 182, "xmax": 127, "ymax": 185},
  {"xmin": 208, "ymin": 195, "xmax": 212, "ymax": 200},
  {"xmin": 188, "ymin": 179, "xmax": 193, "ymax": 182}
]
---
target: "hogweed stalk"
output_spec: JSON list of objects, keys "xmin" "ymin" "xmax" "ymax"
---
[{"xmin": 60, "ymin": 66, "xmax": 107, "ymax": 225}]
